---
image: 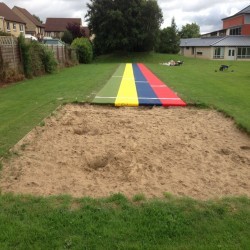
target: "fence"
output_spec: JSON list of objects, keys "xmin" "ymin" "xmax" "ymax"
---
[
  {"xmin": 0, "ymin": 36, "xmax": 78, "ymax": 83},
  {"xmin": 0, "ymin": 36, "xmax": 22, "ymax": 71},
  {"xmin": 44, "ymin": 44, "xmax": 78, "ymax": 66}
]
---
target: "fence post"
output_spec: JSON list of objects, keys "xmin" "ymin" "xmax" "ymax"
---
[{"xmin": 11, "ymin": 36, "xmax": 17, "ymax": 70}]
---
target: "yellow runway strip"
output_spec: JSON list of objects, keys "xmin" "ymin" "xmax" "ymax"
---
[{"xmin": 115, "ymin": 63, "xmax": 139, "ymax": 106}]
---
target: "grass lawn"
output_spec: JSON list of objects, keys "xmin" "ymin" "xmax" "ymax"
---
[
  {"xmin": 0, "ymin": 63, "xmax": 117, "ymax": 157},
  {"xmin": 0, "ymin": 194, "xmax": 249, "ymax": 249},
  {"xmin": 0, "ymin": 52, "xmax": 250, "ymax": 249}
]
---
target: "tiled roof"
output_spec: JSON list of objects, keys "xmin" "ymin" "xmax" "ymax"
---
[
  {"xmin": 13, "ymin": 6, "xmax": 45, "ymax": 27},
  {"xmin": 45, "ymin": 18, "xmax": 82, "ymax": 32},
  {"xmin": 180, "ymin": 37, "xmax": 225, "ymax": 47},
  {"xmin": 214, "ymin": 36, "xmax": 250, "ymax": 46},
  {"xmin": 233, "ymin": 4, "xmax": 250, "ymax": 15},
  {"xmin": 222, "ymin": 4, "xmax": 250, "ymax": 20},
  {"xmin": 180, "ymin": 36, "xmax": 250, "ymax": 47},
  {"xmin": 0, "ymin": 2, "xmax": 25, "ymax": 23}
]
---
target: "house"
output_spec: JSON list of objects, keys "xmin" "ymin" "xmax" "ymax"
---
[
  {"xmin": 12, "ymin": 6, "xmax": 45, "ymax": 39},
  {"xmin": 180, "ymin": 4, "xmax": 250, "ymax": 60},
  {"xmin": 180, "ymin": 36, "xmax": 250, "ymax": 60},
  {"xmin": 0, "ymin": 2, "xmax": 26, "ymax": 37},
  {"xmin": 45, "ymin": 18, "xmax": 82, "ymax": 38}
]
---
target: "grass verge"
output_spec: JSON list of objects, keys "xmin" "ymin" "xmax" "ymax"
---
[
  {"xmin": 0, "ymin": 53, "xmax": 250, "ymax": 249},
  {"xmin": 0, "ymin": 193, "xmax": 249, "ymax": 249}
]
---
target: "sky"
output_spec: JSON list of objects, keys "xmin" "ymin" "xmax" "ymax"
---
[{"xmin": 4, "ymin": 0, "xmax": 250, "ymax": 34}]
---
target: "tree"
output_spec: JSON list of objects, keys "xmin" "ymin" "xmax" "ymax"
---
[
  {"xmin": 179, "ymin": 23, "xmax": 200, "ymax": 38},
  {"xmin": 61, "ymin": 30, "xmax": 74, "ymax": 44},
  {"xmin": 156, "ymin": 17, "xmax": 180, "ymax": 54},
  {"xmin": 86, "ymin": 0, "xmax": 163, "ymax": 54},
  {"xmin": 66, "ymin": 22, "xmax": 86, "ymax": 40},
  {"xmin": 33, "ymin": 15, "xmax": 43, "ymax": 24}
]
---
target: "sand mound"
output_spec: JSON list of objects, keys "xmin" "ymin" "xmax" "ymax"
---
[{"xmin": 1, "ymin": 104, "xmax": 249, "ymax": 199}]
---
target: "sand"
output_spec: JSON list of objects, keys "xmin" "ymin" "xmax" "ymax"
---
[{"xmin": 1, "ymin": 104, "xmax": 250, "ymax": 200}]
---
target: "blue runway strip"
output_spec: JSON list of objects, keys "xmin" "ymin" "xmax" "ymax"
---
[{"xmin": 132, "ymin": 64, "xmax": 162, "ymax": 106}]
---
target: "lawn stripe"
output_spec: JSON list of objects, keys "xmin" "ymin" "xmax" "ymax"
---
[
  {"xmin": 133, "ymin": 63, "xmax": 162, "ymax": 106},
  {"xmin": 138, "ymin": 63, "xmax": 186, "ymax": 106},
  {"xmin": 115, "ymin": 63, "xmax": 139, "ymax": 107},
  {"xmin": 92, "ymin": 64, "xmax": 126, "ymax": 104}
]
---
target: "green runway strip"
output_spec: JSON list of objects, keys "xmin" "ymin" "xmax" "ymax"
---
[{"xmin": 93, "ymin": 64, "xmax": 126, "ymax": 104}]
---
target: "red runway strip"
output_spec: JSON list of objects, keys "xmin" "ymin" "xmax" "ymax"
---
[{"xmin": 137, "ymin": 63, "xmax": 186, "ymax": 106}]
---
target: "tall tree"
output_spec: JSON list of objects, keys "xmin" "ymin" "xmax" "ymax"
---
[
  {"xmin": 156, "ymin": 17, "xmax": 180, "ymax": 54},
  {"xmin": 179, "ymin": 23, "xmax": 200, "ymax": 38},
  {"xmin": 33, "ymin": 15, "xmax": 43, "ymax": 24},
  {"xmin": 86, "ymin": 0, "xmax": 163, "ymax": 54},
  {"xmin": 66, "ymin": 22, "xmax": 86, "ymax": 39}
]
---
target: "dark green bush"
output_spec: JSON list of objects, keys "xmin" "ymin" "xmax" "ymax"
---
[
  {"xmin": 71, "ymin": 38, "xmax": 93, "ymax": 64},
  {"xmin": 61, "ymin": 30, "xmax": 73, "ymax": 45},
  {"xmin": 18, "ymin": 34, "xmax": 58, "ymax": 77},
  {"xmin": 18, "ymin": 34, "xmax": 32, "ymax": 77},
  {"xmin": 0, "ymin": 31, "xmax": 11, "ymax": 36},
  {"xmin": 29, "ymin": 41, "xmax": 44, "ymax": 76},
  {"xmin": 40, "ymin": 46, "xmax": 58, "ymax": 73}
]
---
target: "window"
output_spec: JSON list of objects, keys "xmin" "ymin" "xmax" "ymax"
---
[
  {"xmin": 197, "ymin": 51, "xmax": 203, "ymax": 55},
  {"xmin": 228, "ymin": 49, "xmax": 235, "ymax": 57},
  {"xmin": 6, "ymin": 22, "xmax": 10, "ymax": 31},
  {"xmin": 237, "ymin": 47, "xmax": 250, "ymax": 58},
  {"xmin": 20, "ymin": 24, "xmax": 24, "ymax": 32},
  {"xmin": 229, "ymin": 27, "xmax": 241, "ymax": 36},
  {"xmin": 214, "ymin": 47, "xmax": 224, "ymax": 59},
  {"xmin": 13, "ymin": 23, "xmax": 16, "ymax": 30},
  {"xmin": 186, "ymin": 46, "xmax": 189, "ymax": 50}
]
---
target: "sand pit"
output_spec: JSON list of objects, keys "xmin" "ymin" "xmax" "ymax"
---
[{"xmin": 1, "ymin": 104, "xmax": 250, "ymax": 199}]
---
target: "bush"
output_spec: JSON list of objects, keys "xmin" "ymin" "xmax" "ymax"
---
[
  {"xmin": 61, "ymin": 30, "xmax": 73, "ymax": 45},
  {"xmin": 71, "ymin": 38, "xmax": 93, "ymax": 64},
  {"xmin": 0, "ymin": 68, "xmax": 25, "ymax": 84},
  {"xmin": 0, "ymin": 31, "xmax": 11, "ymax": 36},
  {"xmin": 40, "ymin": 46, "xmax": 58, "ymax": 73},
  {"xmin": 18, "ymin": 34, "xmax": 58, "ymax": 77},
  {"xmin": 18, "ymin": 34, "xmax": 32, "ymax": 77},
  {"xmin": 29, "ymin": 41, "xmax": 44, "ymax": 76}
]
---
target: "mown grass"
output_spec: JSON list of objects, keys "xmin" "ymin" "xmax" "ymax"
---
[
  {"xmin": 96, "ymin": 52, "xmax": 250, "ymax": 133},
  {"xmin": 0, "ymin": 53, "xmax": 250, "ymax": 249},
  {"xmin": 1, "ymin": 53, "xmax": 250, "ymax": 157},
  {"xmin": 0, "ymin": 193, "xmax": 249, "ymax": 249},
  {"xmin": 0, "ymin": 63, "xmax": 117, "ymax": 157}
]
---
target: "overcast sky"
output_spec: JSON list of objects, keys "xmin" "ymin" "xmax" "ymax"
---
[{"xmin": 4, "ymin": 0, "xmax": 250, "ymax": 34}]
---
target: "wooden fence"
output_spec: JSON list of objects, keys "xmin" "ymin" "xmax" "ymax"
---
[
  {"xmin": 0, "ymin": 36, "xmax": 21, "ymax": 71},
  {"xmin": 0, "ymin": 36, "xmax": 78, "ymax": 82},
  {"xmin": 44, "ymin": 44, "xmax": 78, "ymax": 66}
]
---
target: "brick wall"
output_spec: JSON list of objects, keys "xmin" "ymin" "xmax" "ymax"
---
[{"xmin": 223, "ymin": 16, "xmax": 244, "ymax": 29}]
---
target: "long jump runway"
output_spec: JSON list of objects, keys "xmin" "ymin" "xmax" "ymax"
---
[{"xmin": 92, "ymin": 63, "xmax": 186, "ymax": 107}]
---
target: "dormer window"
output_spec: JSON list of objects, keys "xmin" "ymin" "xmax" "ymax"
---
[{"xmin": 229, "ymin": 27, "xmax": 241, "ymax": 35}]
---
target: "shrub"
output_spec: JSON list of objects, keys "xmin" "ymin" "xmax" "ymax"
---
[
  {"xmin": 71, "ymin": 38, "xmax": 93, "ymax": 64},
  {"xmin": 18, "ymin": 34, "xmax": 32, "ymax": 77},
  {"xmin": 0, "ymin": 68, "xmax": 25, "ymax": 84},
  {"xmin": 0, "ymin": 31, "xmax": 11, "ymax": 36},
  {"xmin": 40, "ymin": 46, "xmax": 58, "ymax": 73},
  {"xmin": 61, "ymin": 30, "xmax": 74, "ymax": 45},
  {"xmin": 29, "ymin": 41, "xmax": 44, "ymax": 76},
  {"xmin": 18, "ymin": 34, "xmax": 58, "ymax": 77}
]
